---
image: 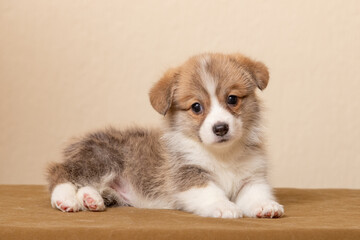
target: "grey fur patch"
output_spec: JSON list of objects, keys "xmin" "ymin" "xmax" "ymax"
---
[
  {"xmin": 174, "ymin": 165, "xmax": 211, "ymax": 191},
  {"xmin": 47, "ymin": 127, "xmax": 173, "ymax": 206}
]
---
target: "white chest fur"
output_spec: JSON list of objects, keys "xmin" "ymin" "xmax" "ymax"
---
[
  {"xmin": 186, "ymin": 146, "xmax": 259, "ymax": 200},
  {"xmin": 164, "ymin": 131, "xmax": 265, "ymax": 200}
]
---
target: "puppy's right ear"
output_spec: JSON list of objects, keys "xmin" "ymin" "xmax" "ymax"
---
[
  {"xmin": 231, "ymin": 54, "xmax": 269, "ymax": 91},
  {"xmin": 149, "ymin": 68, "xmax": 178, "ymax": 116}
]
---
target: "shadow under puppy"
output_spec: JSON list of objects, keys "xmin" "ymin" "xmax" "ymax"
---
[{"xmin": 47, "ymin": 53, "xmax": 284, "ymax": 218}]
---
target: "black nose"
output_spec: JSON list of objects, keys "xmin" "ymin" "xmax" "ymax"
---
[{"xmin": 212, "ymin": 122, "xmax": 229, "ymax": 136}]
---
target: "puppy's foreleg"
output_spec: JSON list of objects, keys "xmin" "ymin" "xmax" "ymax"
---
[
  {"xmin": 235, "ymin": 181, "xmax": 284, "ymax": 218},
  {"xmin": 176, "ymin": 182, "xmax": 242, "ymax": 218}
]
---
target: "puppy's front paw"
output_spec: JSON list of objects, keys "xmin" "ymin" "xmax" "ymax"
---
[
  {"xmin": 198, "ymin": 200, "xmax": 243, "ymax": 218},
  {"xmin": 245, "ymin": 201, "xmax": 284, "ymax": 218}
]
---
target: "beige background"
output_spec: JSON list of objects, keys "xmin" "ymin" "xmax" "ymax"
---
[{"xmin": 1, "ymin": 0, "xmax": 359, "ymax": 188}]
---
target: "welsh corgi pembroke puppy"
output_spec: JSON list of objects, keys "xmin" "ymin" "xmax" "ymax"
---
[{"xmin": 47, "ymin": 53, "xmax": 284, "ymax": 218}]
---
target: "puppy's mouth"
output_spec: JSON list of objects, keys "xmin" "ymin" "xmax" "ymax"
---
[
  {"xmin": 216, "ymin": 137, "xmax": 230, "ymax": 144},
  {"xmin": 198, "ymin": 136, "xmax": 230, "ymax": 144}
]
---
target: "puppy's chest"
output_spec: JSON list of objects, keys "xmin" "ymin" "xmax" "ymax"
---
[
  {"xmin": 183, "ymin": 149, "xmax": 250, "ymax": 200},
  {"xmin": 209, "ymin": 160, "xmax": 245, "ymax": 200}
]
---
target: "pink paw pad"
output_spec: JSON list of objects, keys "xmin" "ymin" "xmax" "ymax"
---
[
  {"xmin": 256, "ymin": 210, "xmax": 280, "ymax": 218},
  {"xmin": 83, "ymin": 194, "xmax": 99, "ymax": 211},
  {"xmin": 56, "ymin": 201, "xmax": 73, "ymax": 212}
]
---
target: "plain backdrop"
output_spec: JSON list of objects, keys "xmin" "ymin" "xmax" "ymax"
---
[{"xmin": 1, "ymin": 0, "xmax": 359, "ymax": 188}]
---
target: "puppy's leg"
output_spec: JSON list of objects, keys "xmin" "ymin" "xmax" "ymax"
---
[
  {"xmin": 51, "ymin": 182, "xmax": 80, "ymax": 212},
  {"xmin": 76, "ymin": 186, "xmax": 105, "ymax": 211},
  {"xmin": 176, "ymin": 182, "xmax": 242, "ymax": 218},
  {"xmin": 235, "ymin": 181, "xmax": 284, "ymax": 218},
  {"xmin": 47, "ymin": 129, "xmax": 125, "ymax": 212}
]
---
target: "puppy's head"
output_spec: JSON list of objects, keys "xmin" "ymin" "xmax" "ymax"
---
[{"xmin": 149, "ymin": 53, "xmax": 269, "ymax": 146}]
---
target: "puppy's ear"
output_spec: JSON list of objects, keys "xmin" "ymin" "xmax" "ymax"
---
[
  {"xmin": 231, "ymin": 54, "xmax": 269, "ymax": 90},
  {"xmin": 149, "ymin": 68, "xmax": 178, "ymax": 115}
]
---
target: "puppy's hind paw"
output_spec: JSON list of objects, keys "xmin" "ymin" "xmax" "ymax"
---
[
  {"xmin": 51, "ymin": 183, "xmax": 81, "ymax": 212},
  {"xmin": 55, "ymin": 200, "xmax": 80, "ymax": 212},
  {"xmin": 77, "ymin": 186, "xmax": 105, "ymax": 211}
]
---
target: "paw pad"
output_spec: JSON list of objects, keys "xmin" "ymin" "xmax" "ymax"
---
[
  {"xmin": 56, "ymin": 201, "xmax": 74, "ymax": 212},
  {"xmin": 255, "ymin": 201, "xmax": 284, "ymax": 218},
  {"xmin": 83, "ymin": 193, "xmax": 100, "ymax": 211}
]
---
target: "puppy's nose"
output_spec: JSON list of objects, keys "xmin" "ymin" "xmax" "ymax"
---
[{"xmin": 212, "ymin": 122, "xmax": 229, "ymax": 136}]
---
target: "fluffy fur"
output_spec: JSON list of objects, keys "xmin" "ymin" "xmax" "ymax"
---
[{"xmin": 47, "ymin": 53, "xmax": 284, "ymax": 218}]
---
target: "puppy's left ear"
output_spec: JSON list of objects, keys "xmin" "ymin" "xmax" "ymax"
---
[
  {"xmin": 231, "ymin": 54, "xmax": 269, "ymax": 90},
  {"xmin": 149, "ymin": 68, "xmax": 178, "ymax": 116}
]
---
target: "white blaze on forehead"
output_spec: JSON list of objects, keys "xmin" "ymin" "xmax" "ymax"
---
[
  {"xmin": 198, "ymin": 55, "xmax": 214, "ymax": 87},
  {"xmin": 197, "ymin": 56, "xmax": 242, "ymax": 145}
]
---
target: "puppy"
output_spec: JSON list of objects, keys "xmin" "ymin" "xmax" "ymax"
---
[{"xmin": 47, "ymin": 53, "xmax": 284, "ymax": 218}]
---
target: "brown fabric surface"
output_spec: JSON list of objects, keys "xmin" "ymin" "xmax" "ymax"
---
[{"xmin": 0, "ymin": 185, "xmax": 359, "ymax": 240}]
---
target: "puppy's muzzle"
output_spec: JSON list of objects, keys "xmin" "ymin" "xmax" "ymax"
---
[{"xmin": 212, "ymin": 122, "xmax": 229, "ymax": 136}]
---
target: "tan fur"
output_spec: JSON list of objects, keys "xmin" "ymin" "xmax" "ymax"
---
[
  {"xmin": 151, "ymin": 53, "xmax": 268, "ymax": 146},
  {"xmin": 149, "ymin": 68, "xmax": 179, "ymax": 115},
  {"xmin": 229, "ymin": 54, "xmax": 269, "ymax": 90}
]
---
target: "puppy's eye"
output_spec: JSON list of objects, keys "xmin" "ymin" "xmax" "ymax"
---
[
  {"xmin": 191, "ymin": 102, "xmax": 203, "ymax": 114},
  {"xmin": 227, "ymin": 95, "xmax": 238, "ymax": 105}
]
